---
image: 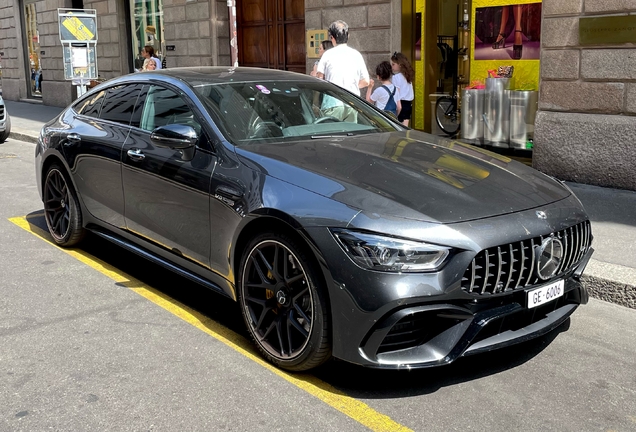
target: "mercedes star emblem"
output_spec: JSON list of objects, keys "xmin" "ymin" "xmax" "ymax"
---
[{"xmin": 536, "ymin": 236, "xmax": 564, "ymax": 280}]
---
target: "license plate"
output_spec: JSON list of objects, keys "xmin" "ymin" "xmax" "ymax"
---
[{"xmin": 527, "ymin": 279, "xmax": 564, "ymax": 309}]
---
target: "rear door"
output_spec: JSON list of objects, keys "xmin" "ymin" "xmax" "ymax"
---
[
  {"xmin": 122, "ymin": 84, "xmax": 217, "ymax": 268},
  {"xmin": 64, "ymin": 84, "xmax": 142, "ymax": 228}
]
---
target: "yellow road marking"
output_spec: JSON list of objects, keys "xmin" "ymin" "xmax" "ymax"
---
[{"xmin": 9, "ymin": 215, "xmax": 412, "ymax": 432}]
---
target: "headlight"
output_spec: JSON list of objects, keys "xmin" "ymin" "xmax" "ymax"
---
[{"xmin": 331, "ymin": 229, "xmax": 450, "ymax": 272}]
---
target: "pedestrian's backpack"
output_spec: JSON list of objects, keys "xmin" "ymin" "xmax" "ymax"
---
[{"xmin": 381, "ymin": 85, "xmax": 397, "ymax": 116}]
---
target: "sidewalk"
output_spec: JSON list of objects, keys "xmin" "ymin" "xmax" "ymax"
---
[{"xmin": 3, "ymin": 99, "xmax": 635, "ymax": 308}]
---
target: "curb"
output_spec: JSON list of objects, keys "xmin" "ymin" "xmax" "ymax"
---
[
  {"xmin": 582, "ymin": 259, "xmax": 636, "ymax": 310},
  {"xmin": 9, "ymin": 131, "xmax": 38, "ymax": 144}
]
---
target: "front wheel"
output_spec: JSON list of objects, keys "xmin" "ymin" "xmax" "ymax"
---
[
  {"xmin": 238, "ymin": 232, "xmax": 331, "ymax": 371},
  {"xmin": 43, "ymin": 164, "xmax": 85, "ymax": 246},
  {"xmin": 435, "ymin": 96, "xmax": 460, "ymax": 136}
]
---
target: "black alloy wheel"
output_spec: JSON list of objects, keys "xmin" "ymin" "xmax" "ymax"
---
[
  {"xmin": 239, "ymin": 233, "xmax": 331, "ymax": 371},
  {"xmin": 43, "ymin": 165, "xmax": 85, "ymax": 246}
]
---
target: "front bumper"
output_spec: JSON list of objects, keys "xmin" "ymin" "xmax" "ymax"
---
[
  {"xmin": 304, "ymin": 204, "xmax": 593, "ymax": 369},
  {"xmin": 359, "ymin": 274, "xmax": 589, "ymax": 369}
]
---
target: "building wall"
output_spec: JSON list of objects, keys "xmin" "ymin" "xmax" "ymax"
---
[
  {"xmin": 534, "ymin": 0, "xmax": 636, "ymax": 191},
  {"xmin": 304, "ymin": 0, "xmax": 402, "ymax": 81},
  {"xmin": 0, "ymin": 0, "xmax": 231, "ymax": 107},
  {"xmin": 82, "ymin": 0, "xmax": 129, "ymax": 82},
  {"xmin": 162, "ymin": 0, "xmax": 230, "ymax": 68},
  {"xmin": 0, "ymin": 1, "xmax": 26, "ymax": 101}
]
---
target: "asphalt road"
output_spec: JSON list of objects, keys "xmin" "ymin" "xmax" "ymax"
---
[{"xmin": 1, "ymin": 137, "xmax": 635, "ymax": 431}]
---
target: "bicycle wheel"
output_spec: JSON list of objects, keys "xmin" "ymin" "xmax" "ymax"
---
[{"xmin": 435, "ymin": 96, "xmax": 460, "ymax": 136}]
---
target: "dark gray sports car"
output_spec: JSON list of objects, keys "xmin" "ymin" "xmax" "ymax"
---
[{"xmin": 36, "ymin": 67, "xmax": 593, "ymax": 371}]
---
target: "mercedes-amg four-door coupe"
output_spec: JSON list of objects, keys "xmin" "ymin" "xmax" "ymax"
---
[{"xmin": 36, "ymin": 67, "xmax": 593, "ymax": 371}]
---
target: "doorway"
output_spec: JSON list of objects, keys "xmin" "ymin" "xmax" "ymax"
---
[
  {"xmin": 21, "ymin": 0, "xmax": 42, "ymax": 99},
  {"xmin": 237, "ymin": 0, "xmax": 306, "ymax": 73}
]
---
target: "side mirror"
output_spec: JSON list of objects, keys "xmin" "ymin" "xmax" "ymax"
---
[{"xmin": 150, "ymin": 124, "xmax": 198, "ymax": 149}]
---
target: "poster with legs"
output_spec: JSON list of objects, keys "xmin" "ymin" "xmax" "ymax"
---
[{"xmin": 474, "ymin": 3, "xmax": 542, "ymax": 61}]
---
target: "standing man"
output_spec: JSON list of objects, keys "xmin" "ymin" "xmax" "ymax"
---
[{"xmin": 317, "ymin": 20, "xmax": 370, "ymax": 96}]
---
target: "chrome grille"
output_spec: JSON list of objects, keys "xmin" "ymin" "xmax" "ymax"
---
[
  {"xmin": 461, "ymin": 221, "xmax": 592, "ymax": 295},
  {"xmin": 0, "ymin": 105, "xmax": 4, "ymax": 118}
]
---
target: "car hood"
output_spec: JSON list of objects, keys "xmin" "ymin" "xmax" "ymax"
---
[{"xmin": 234, "ymin": 131, "xmax": 570, "ymax": 223}]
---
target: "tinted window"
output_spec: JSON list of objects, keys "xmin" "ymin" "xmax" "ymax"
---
[
  {"xmin": 139, "ymin": 85, "xmax": 201, "ymax": 134},
  {"xmin": 75, "ymin": 90, "xmax": 105, "ymax": 118},
  {"xmin": 99, "ymin": 84, "xmax": 142, "ymax": 125}
]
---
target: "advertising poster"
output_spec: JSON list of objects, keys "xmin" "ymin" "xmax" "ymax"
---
[{"xmin": 474, "ymin": 2, "xmax": 542, "ymax": 60}]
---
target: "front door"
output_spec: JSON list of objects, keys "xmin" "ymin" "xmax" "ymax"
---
[
  {"xmin": 122, "ymin": 84, "xmax": 217, "ymax": 268},
  {"xmin": 237, "ymin": 0, "xmax": 305, "ymax": 73}
]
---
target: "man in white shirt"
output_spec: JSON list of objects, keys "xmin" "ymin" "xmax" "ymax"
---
[
  {"xmin": 316, "ymin": 20, "xmax": 370, "ymax": 121},
  {"xmin": 316, "ymin": 21, "xmax": 369, "ymax": 95}
]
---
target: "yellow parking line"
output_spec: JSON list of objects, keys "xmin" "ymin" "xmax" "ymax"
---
[{"xmin": 9, "ymin": 215, "xmax": 412, "ymax": 432}]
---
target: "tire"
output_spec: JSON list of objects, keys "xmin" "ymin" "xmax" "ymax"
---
[
  {"xmin": 0, "ymin": 114, "xmax": 10, "ymax": 143},
  {"xmin": 238, "ymin": 232, "xmax": 331, "ymax": 371},
  {"xmin": 435, "ymin": 96, "xmax": 460, "ymax": 136},
  {"xmin": 43, "ymin": 164, "xmax": 85, "ymax": 246}
]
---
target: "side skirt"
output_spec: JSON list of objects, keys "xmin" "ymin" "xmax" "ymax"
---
[{"xmin": 88, "ymin": 225, "xmax": 234, "ymax": 300}]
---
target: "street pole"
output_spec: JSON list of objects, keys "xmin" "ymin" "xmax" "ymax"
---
[{"xmin": 227, "ymin": 0, "xmax": 238, "ymax": 67}]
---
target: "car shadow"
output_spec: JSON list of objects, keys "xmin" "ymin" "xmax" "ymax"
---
[{"xmin": 23, "ymin": 210, "xmax": 571, "ymax": 399}]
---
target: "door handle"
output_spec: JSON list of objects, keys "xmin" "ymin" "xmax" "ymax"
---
[
  {"xmin": 127, "ymin": 148, "xmax": 146, "ymax": 161},
  {"xmin": 64, "ymin": 133, "xmax": 81, "ymax": 146}
]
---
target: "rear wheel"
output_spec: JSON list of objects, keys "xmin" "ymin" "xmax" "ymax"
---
[
  {"xmin": 435, "ymin": 96, "xmax": 460, "ymax": 136},
  {"xmin": 43, "ymin": 164, "xmax": 85, "ymax": 246},
  {"xmin": 238, "ymin": 232, "xmax": 331, "ymax": 371}
]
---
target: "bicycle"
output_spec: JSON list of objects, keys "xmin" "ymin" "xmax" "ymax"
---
[{"xmin": 435, "ymin": 93, "xmax": 461, "ymax": 137}]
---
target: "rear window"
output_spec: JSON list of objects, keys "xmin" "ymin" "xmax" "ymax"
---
[
  {"xmin": 99, "ymin": 84, "xmax": 142, "ymax": 125},
  {"xmin": 74, "ymin": 90, "xmax": 105, "ymax": 118}
]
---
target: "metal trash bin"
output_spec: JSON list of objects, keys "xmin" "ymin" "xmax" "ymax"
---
[
  {"xmin": 509, "ymin": 90, "xmax": 538, "ymax": 150},
  {"xmin": 483, "ymin": 77, "xmax": 511, "ymax": 147},
  {"xmin": 460, "ymin": 89, "xmax": 485, "ymax": 144}
]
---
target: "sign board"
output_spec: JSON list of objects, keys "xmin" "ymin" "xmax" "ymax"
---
[
  {"xmin": 58, "ymin": 9, "xmax": 98, "ymax": 83},
  {"xmin": 63, "ymin": 44, "xmax": 97, "ymax": 80},
  {"xmin": 579, "ymin": 15, "xmax": 636, "ymax": 45},
  {"xmin": 58, "ymin": 9, "xmax": 97, "ymax": 42}
]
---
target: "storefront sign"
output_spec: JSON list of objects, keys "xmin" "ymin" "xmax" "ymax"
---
[{"xmin": 579, "ymin": 15, "xmax": 636, "ymax": 45}]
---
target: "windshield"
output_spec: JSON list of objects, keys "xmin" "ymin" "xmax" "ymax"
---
[{"xmin": 190, "ymin": 80, "xmax": 403, "ymax": 145}]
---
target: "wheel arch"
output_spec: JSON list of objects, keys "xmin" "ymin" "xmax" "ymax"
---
[
  {"xmin": 231, "ymin": 212, "xmax": 333, "ymax": 309},
  {"xmin": 40, "ymin": 151, "xmax": 89, "ymax": 222}
]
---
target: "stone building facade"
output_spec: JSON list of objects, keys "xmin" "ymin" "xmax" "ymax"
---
[
  {"xmin": 0, "ymin": 0, "xmax": 634, "ymax": 191},
  {"xmin": 534, "ymin": 0, "xmax": 636, "ymax": 191},
  {"xmin": 0, "ymin": 0, "xmax": 399, "ymax": 108}
]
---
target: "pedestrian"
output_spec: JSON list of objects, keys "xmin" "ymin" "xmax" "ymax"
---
[
  {"xmin": 310, "ymin": 40, "xmax": 333, "ymax": 77},
  {"xmin": 316, "ymin": 20, "xmax": 370, "ymax": 96},
  {"xmin": 139, "ymin": 46, "xmax": 162, "ymax": 71},
  {"xmin": 390, "ymin": 52, "xmax": 414, "ymax": 126},
  {"xmin": 366, "ymin": 61, "xmax": 401, "ymax": 118},
  {"xmin": 146, "ymin": 58, "xmax": 157, "ymax": 71}
]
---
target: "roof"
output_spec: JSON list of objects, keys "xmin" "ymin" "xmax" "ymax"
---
[{"xmin": 134, "ymin": 66, "xmax": 316, "ymax": 85}]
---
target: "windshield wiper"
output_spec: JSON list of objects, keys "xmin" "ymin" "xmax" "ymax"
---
[{"xmin": 310, "ymin": 133, "xmax": 355, "ymax": 139}]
